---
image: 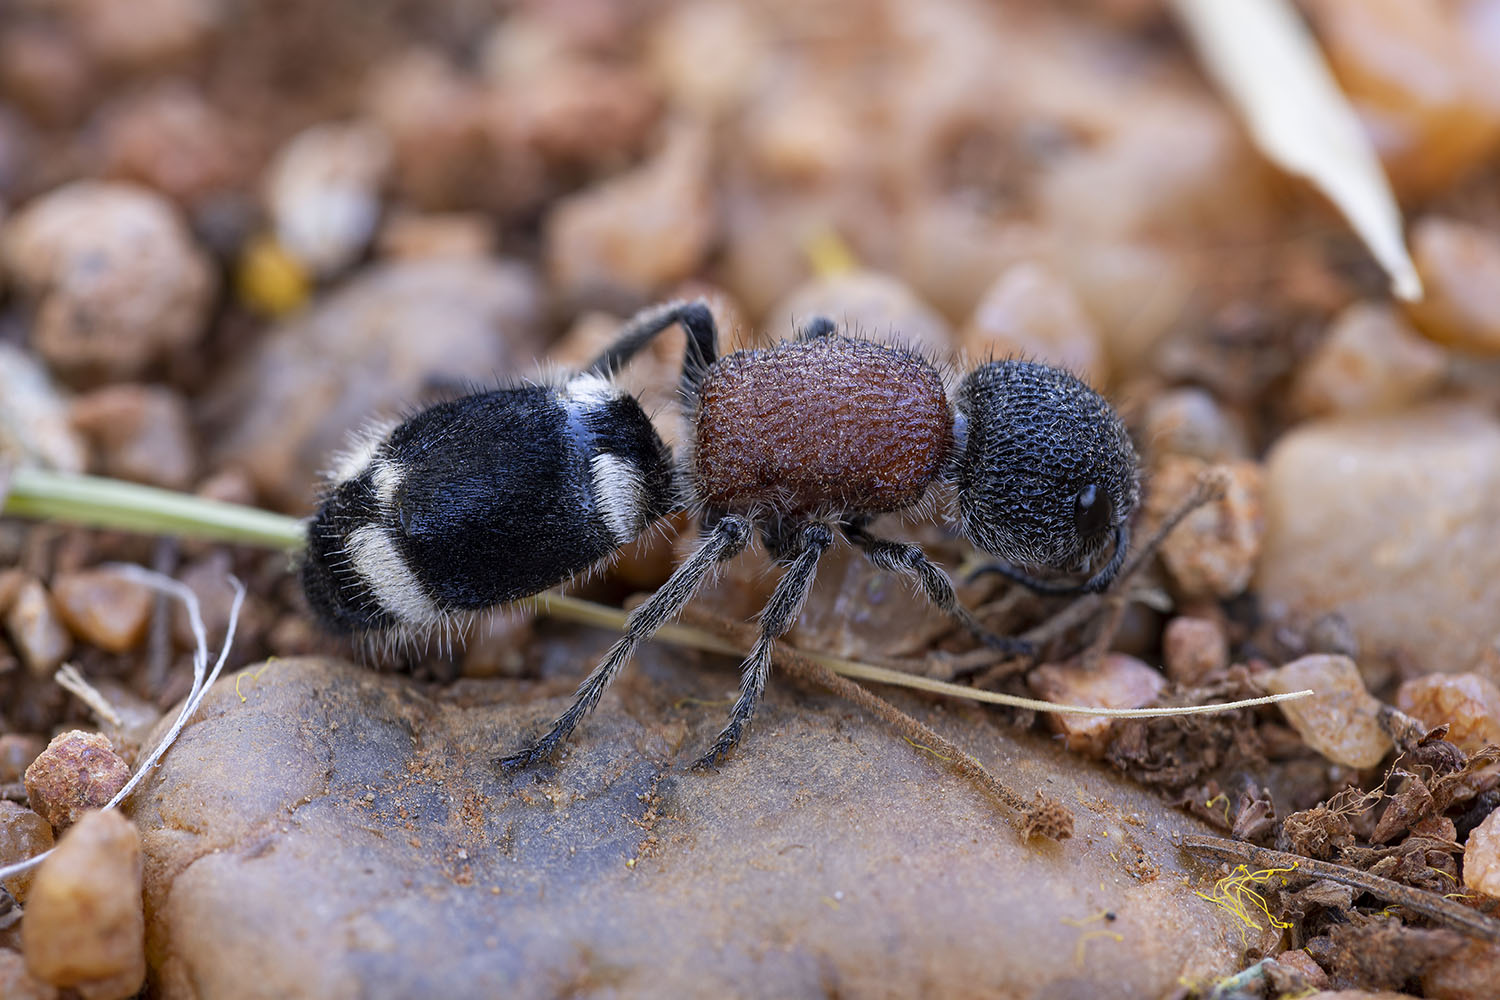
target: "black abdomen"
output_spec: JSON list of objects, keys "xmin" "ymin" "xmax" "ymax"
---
[{"xmin": 303, "ymin": 381, "xmax": 673, "ymax": 634}]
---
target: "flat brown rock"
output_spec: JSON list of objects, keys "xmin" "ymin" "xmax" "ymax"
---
[{"xmin": 130, "ymin": 642, "xmax": 1250, "ymax": 1000}]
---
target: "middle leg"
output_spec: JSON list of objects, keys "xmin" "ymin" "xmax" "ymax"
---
[
  {"xmin": 694, "ymin": 521, "xmax": 835, "ymax": 769},
  {"xmin": 842, "ymin": 520, "xmax": 1034, "ymax": 658}
]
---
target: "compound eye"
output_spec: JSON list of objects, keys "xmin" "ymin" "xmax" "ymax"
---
[{"xmin": 1073, "ymin": 483, "xmax": 1111, "ymax": 538}]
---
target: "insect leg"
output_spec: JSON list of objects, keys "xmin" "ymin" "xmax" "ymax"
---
[
  {"xmin": 694, "ymin": 521, "xmax": 835, "ymax": 770},
  {"xmin": 795, "ymin": 316, "xmax": 838, "ymax": 341},
  {"xmin": 842, "ymin": 521, "xmax": 1034, "ymax": 658},
  {"xmin": 583, "ymin": 299, "xmax": 721, "ymax": 394},
  {"xmin": 499, "ymin": 513, "xmax": 752, "ymax": 770},
  {"xmin": 967, "ymin": 523, "xmax": 1130, "ymax": 596}
]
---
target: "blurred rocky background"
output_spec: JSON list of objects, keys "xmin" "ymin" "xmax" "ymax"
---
[{"xmin": 3, "ymin": 0, "xmax": 1500, "ymax": 997}]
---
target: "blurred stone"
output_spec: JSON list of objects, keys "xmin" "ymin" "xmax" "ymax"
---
[
  {"xmin": 0, "ymin": 802, "xmax": 53, "ymax": 902},
  {"xmin": 0, "ymin": 950, "xmax": 58, "ymax": 1000},
  {"xmin": 546, "ymin": 123, "xmax": 715, "ymax": 304},
  {"xmin": 167, "ymin": 553, "xmax": 240, "ymax": 650},
  {"xmin": 51, "ymin": 570, "xmax": 154, "ymax": 654},
  {"xmin": 1276, "ymin": 949, "xmax": 1329, "ymax": 991},
  {"xmin": 1422, "ymin": 938, "xmax": 1500, "ymax": 1000},
  {"xmin": 769, "ymin": 270, "xmax": 953, "ymax": 354},
  {"xmin": 1264, "ymin": 655, "xmax": 1390, "ymax": 769},
  {"xmin": 364, "ymin": 49, "xmax": 543, "ymax": 215},
  {"xmin": 64, "ymin": 0, "xmax": 220, "ymax": 72},
  {"xmin": 0, "ymin": 734, "xmax": 44, "ymax": 784},
  {"xmin": 0, "ymin": 344, "xmax": 86, "ymax": 472},
  {"xmin": 4, "ymin": 579, "xmax": 71, "ymax": 678},
  {"xmin": 898, "ymin": 207, "xmax": 1049, "ymax": 324},
  {"xmin": 376, "ymin": 211, "xmax": 494, "ymax": 261},
  {"xmin": 1029, "ymin": 654, "xmax": 1166, "ymax": 757},
  {"xmin": 0, "ymin": 182, "xmax": 216, "ymax": 379},
  {"xmin": 70, "ymin": 384, "xmax": 197, "ymax": 490},
  {"xmin": 90, "ymin": 680, "xmax": 163, "ymax": 767},
  {"xmin": 742, "ymin": 80, "xmax": 862, "ymax": 184},
  {"xmin": 787, "ymin": 544, "xmax": 956, "ymax": 660},
  {"xmin": 1406, "ymin": 217, "xmax": 1500, "ymax": 357},
  {"xmin": 1291, "ymin": 303, "xmax": 1447, "ymax": 417},
  {"xmin": 1039, "ymin": 96, "xmax": 1269, "ymax": 240},
  {"xmin": 130, "ymin": 654, "xmax": 1247, "ymax": 998},
  {"xmin": 647, "ymin": 0, "xmax": 767, "ymax": 121},
  {"xmin": 1145, "ymin": 457, "xmax": 1264, "ymax": 600},
  {"xmin": 1162, "ymin": 616, "xmax": 1229, "ymax": 687},
  {"xmin": 1053, "ymin": 239, "xmax": 1194, "ymax": 379},
  {"xmin": 1395, "ymin": 674, "xmax": 1500, "ymax": 754},
  {"xmin": 1257, "ymin": 405, "xmax": 1500, "ymax": 677},
  {"xmin": 1464, "ymin": 806, "xmax": 1500, "ymax": 898},
  {"xmin": 0, "ymin": 24, "xmax": 91, "ymax": 127},
  {"xmin": 960, "ymin": 262, "xmax": 1106, "ymax": 386},
  {"xmin": 21, "ymin": 810, "xmax": 144, "ymax": 1000},
  {"xmin": 1140, "ymin": 388, "xmax": 1250, "ymax": 464},
  {"xmin": 266, "ymin": 121, "xmax": 392, "ymax": 278},
  {"xmin": 101, "ymin": 83, "xmax": 246, "ymax": 207},
  {"xmin": 24, "ymin": 731, "xmax": 130, "ymax": 832},
  {"xmin": 512, "ymin": 62, "xmax": 659, "ymax": 171},
  {"xmin": 210, "ymin": 257, "xmax": 543, "ymax": 510},
  {"xmin": 1309, "ymin": 0, "xmax": 1500, "ymax": 197}
]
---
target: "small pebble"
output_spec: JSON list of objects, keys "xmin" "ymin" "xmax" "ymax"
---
[
  {"xmin": 0, "ymin": 735, "xmax": 43, "ymax": 783},
  {"xmin": 1146, "ymin": 456, "xmax": 1264, "ymax": 600},
  {"xmin": 266, "ymin": 120, "xmax": 392, "ymax": 278},
  {"xmin": 0, "ymin": 802, "xmax": 54, "ymax": 902},
  {"xmin": 1274, "ymin": 949, "xmax": 1328, "ymax": 991},
  {"xmin": 1395, "ymin": 673, "xmax": 1500, "ymax": 753},
  {"xmin": 1140, "ymin": 387, "xmax": 1250, "ymax": 464},
  {"xmin": 100, "ymin": 82, "xmax": 245, "ymax": 206},
  {"xmin": 20, "ymin": 810, "xmax": 144, "ymax": 1000},
  {"xmin": 90, "ymin": 681, "xmax": 162, "ymax": 766},
  {"xmin": 546, "ymin": 123, "xmax": 715, "ymax": 303},
  {"xmin": 1257, "ymin": 404, "xmax": 1500, "ymax": 677},
  {"xmin": 211, "ymin": 256, "xmax": 543, "ymax": 509},
  {"xmin": 167, "ymin": 553, "xmax": 241, "ymax": 649},
  {"xmin": 647, "ymin": 0, "xmax": 767, "ymax": 120},
  {"xmin": 1162, "ymin": 616, "xmax": 1229, "ymax": 686},
  {"xmin": 0, "ymin": 344, "xmax": 86, "ymax": 473},
  {"xmin": 3, "ymin": 579, "xmax": 72, "ymax": 678},
  {"xmin": 0, "ymin": 24, "xmax": 90, "ymax": 128},
  {"xmin": 50, "ymin": 570, "xmax": 154, "ymax": 654},
  {"xmin": 0, "ymin": 181, "xmax": 216, "ymax": 378},
  {"xmin": 0, "ymin": 950, "xmax": 59, "ymax": 1000},
  {"xmin": 769, "ymin": 270, "xmax": 954, "ymax": 354},
  {"xmin": 70, "ymin": 385, "xmax": 197, "ymax": 491},
  {"xmin": 0, "ymin": 570, "xmax": 24, "ymax": 615},
  {"xmin": 376, "ymin": 210, "xmax": 494, "ymax": 260},
  {"xmin": 364, "ymin": 49, "xmax": 542, "ymax": 215},
  {"xmin": 1406, "ymin": 216, "xmax": 1500, "ymax": 356},
  {"xmin": 512, "ymin": 62, "xmax": 659, "ymax": 171},
  {"xmin": 1422, "ymin": 938, "xmax": 1500, "ymax": 1000},
  {"xmin": 1464, "ymin": 806, "xmax": 1500, "ymax": 898},
  {"xmin": 960, "ymin": 262, "xmax": 1107, "ymax": 387},
  {"xmin": 1291, "ymin": 303, "xmax": 1447, "ymax": 417},
  {"xmin": 1028, "ymin": 654, "xmax": 1166, "ymax": 757},
  {"xmin": 1264, "ymin": 655, "xmax": 1390, "ymax": 769},
  {"xmin": 23, "ymin": 732, "xmax": 130, "ymax": 832},
  {"xmin": 1310, "ymin": 0, "xmax": 1500, "ymax": 196}
]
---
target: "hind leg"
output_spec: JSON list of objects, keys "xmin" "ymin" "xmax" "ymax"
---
[{"xmin": 500, "ymin": 513, "xmax": 752, "ymax": 769}]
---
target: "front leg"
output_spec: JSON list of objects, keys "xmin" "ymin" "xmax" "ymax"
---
[
  {"xmin": 694, "ymin": 521, "xmax": 835, "ymax": 769},
  {"xmin": 842, "ymin": 521, "xmax": 1034, "ymax": 658}
]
